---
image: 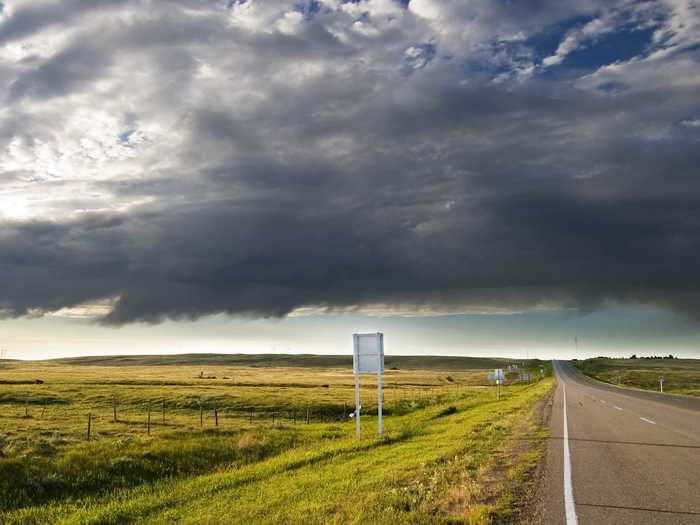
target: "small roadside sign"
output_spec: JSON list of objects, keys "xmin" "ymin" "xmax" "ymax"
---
[
  {"xmin": 492, "ymin": 369, "xmax": 505, "ymax": 400},
  {"xmin": 352, "ymin": 333, "xmax": 385, "ymax": 439},
  {"xmin": 494, "ymin": 369, "xmax": 505, "ymax": 383}
]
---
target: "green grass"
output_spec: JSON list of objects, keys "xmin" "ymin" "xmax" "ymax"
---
[
  {"xmin": 573, "ymin": 357, "xmax": 700, "ymax": 397},
  {"xmin": 0, "ymin": 356, "xmax": 553, "ymax": 524}
]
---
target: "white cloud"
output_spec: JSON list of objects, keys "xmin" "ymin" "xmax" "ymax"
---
[{"xmin": 681, "ymin": 119, "xmax": 700, "ymax": 128}]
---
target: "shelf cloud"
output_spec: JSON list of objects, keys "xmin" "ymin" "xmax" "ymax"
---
[{"xmin": 1, "ymin": 0, "xmax": 699, "ymax": 324}]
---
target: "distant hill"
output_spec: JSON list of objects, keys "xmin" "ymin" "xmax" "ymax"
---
[{"xmin": 47, "ymin": 353, "xmax": 523, "ymax": 370}]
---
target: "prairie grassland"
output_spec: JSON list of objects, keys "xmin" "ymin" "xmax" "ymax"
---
[
  {"xmin": 0, "ymin": 356, "xmax": 553, "ymax": 524},
  {"xmin": 573, "ymin": 357, "xmax": 700, "ymax": 396}
]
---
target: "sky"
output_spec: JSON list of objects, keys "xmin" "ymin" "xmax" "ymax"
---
[{"xmin": 1, "ymin": 0, "xmax": 700, "ymax": 360}]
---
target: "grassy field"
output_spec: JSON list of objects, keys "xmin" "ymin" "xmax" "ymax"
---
[
  {"xmin": 573, "ymin": 357, "xmax": 700, "ymax": 397},
  {"xmin": 0, "ymin": 355, "xmax": 553, "ymax": 524}
]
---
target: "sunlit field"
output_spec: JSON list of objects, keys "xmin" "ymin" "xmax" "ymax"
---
[
  {"xmin": 573, "ymin": 357, "xmax": 700, "ymax": 396},
  {"xmin": 0, "ymin": 355, "xmax": 553, "ymax": 524}
]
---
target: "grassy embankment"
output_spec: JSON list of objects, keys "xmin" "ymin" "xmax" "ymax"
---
[
  {"xmin": 573, "ymin": 357, "xmax": 700, "ymax": 397},
  {"xmin": 0, "ymin": 355, "xmax": 554, "ymax": 524}
]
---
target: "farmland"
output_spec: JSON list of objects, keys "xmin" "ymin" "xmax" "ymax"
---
[
  {"xmin": 0, "ymin": 355, "xmax": 553, "ymax": 524},
  {"xmin": 573, "ymin": 357, "xmax": 700, "ymax": 396}
]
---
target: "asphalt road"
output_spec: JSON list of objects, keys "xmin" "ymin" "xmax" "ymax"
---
[{"xmin": 540, "ymin": 361, "xmax": 700, "ymax": 524}]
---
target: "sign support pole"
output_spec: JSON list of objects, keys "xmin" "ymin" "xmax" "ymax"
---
[
  {"xmin": 377, "ymin": 368, "xmax": 383, "ymax": 435},
  {"xmin": 355, "ymin": 369, "xmax": 361, "ymax": 439},
  {"xmin": 354, "ymin": 334, "xmax": 361, "ymax": 439}
]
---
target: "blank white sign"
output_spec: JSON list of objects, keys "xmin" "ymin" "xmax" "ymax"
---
[{"xmin": 353, "ymin": 333, "xmax": 384, "ymax": 374}]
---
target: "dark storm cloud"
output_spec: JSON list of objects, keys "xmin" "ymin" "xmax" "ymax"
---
[
  {"xmin": 0, "ymin": 0, "xmax": 131, "ymax": 47},
  {"xmin": 8, "ymin": 44, "xmax": 110, "ymax": 101},
  {"xmin": 1, "ymin": 0, "xmax": 700, "ymax": 323}
]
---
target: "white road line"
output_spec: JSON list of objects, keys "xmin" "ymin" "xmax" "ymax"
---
[
  {"xmin": 640, "ymin": 417, "xmax": 656, "ymax": 425},
  {"xmin": 614, "ymin": 406, "xmax": 623, "ymax": 411},
  {"xmin": 562, "ymin": 383, "xmax": 579, "ymax": 525}
]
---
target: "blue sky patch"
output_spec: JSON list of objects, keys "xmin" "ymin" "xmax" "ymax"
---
[
  {"xmin": 527, "ymin": 15, "xmax": 595, "ymax": 62},
  {"xmin": 118, "ymin": 130, "xmax": 135, "ymax": 143},
  {"xmin": 293, "ymin": 1, "xmax": 323, "ymax": 20},
  {"xmin": 561, "ymin": 26, "xmax": 656, "ymax": 71}
]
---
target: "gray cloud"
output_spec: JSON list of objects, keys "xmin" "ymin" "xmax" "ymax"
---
[{"xmin": 1, "ymin": 0, "xmax": 700, "ymax": 324}]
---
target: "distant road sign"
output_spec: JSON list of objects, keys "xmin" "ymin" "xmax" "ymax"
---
[{"xmin": 494, "ymin": 369, "xmax": 505, "ymax": 381}]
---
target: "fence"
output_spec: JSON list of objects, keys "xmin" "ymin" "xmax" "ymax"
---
[{"xmin": 0, "ymin": 375, "xmax": 545, "ymax": 442}]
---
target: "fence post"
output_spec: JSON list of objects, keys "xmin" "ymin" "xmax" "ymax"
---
[
  {"xmin": 272, "ymin": 411, "xmax": 276, "ymax": 426},
  {"xmin": 215, "ymin": 407, "xmax": 219, "ymax": 427},
  {"xmin": 112, "ymin": 395, "xmax": 118, "ymax": 423},
  {"xmin": 87, "ymin": 413, "xmax": 92, "ymax": 441},
  {"xmin": 306, "ymin": 408, "xmax": 310, "ymax": 424}
]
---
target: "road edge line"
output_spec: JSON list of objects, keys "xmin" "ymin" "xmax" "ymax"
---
[{"xmin": 563, "ymin": 382, "xmax": 579, "ymax": 525}]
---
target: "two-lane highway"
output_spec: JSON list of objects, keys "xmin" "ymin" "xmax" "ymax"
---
[{"xmin": 540, "ymin": 361, "xmax": 700, "ymax": 524}]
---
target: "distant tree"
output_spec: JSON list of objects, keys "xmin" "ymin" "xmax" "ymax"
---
[
  {"xmin": 667, "ymin": 354, "xmax": 675, "ymax": 359},
  {"xmin": 630, "ymin": 354, "xmax": 638, "ymax": 359}
]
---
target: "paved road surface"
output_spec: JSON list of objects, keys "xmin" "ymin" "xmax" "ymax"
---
[{"xmin": 540, "ymin": 361, "xmax": 700, "ymax": 524}]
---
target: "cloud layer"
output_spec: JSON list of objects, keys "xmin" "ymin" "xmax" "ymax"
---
[{"xmin": 1, "ymin": 0, "xmax": 700, "ymax": 324}]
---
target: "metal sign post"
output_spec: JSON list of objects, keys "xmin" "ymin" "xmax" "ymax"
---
[
  {"xmin": 354, "ymin": 362, "xmax": 361, "ymax": 438},
  {"xmin": 377, "ymin": 364, "xmax": 383, "ymax": 435},
  {"xmin": 353, "ymin": 333, "xmax": 385, "ymax": 439},
  {"xmin": 658, "ymin": 375, "xmax": 665, "ymax": 393}
]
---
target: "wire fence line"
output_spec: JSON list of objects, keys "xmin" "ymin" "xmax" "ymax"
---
[{"xmin": 0, "ymin": 376, "xmax": 545, "ymax": 441}]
